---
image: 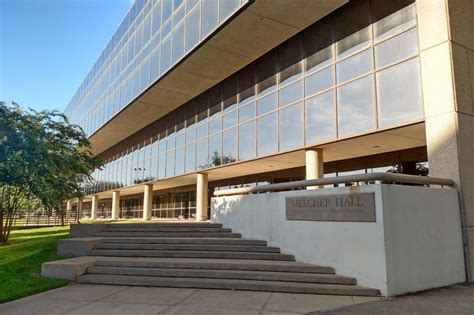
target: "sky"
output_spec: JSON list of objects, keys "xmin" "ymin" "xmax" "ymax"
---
[{"xmin": 0, "ymin": 0, "xmax": 132, "ymax": 112}]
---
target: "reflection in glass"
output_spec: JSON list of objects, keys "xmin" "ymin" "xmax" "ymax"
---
[
  {"xmin": 279, "ymin": 80, "xmax": 302, "ymax": 107},
  {"xmin": 202, "ymin": 0, "xmax": 218, "ymax": 38},
  {"xmin": 377, "ymin": 58, "xmax": 423, "ymax": 128},
  {"xmin": 239, "ymin": 120, "xmax": 256, "ymax": 160},
  {"xmin": 258, "ymin": 92, "xmax": 277, "ymax": 116},
  {"xmin": 160, "ymin": 36, "xmax": 172, "ymax": 73},
  {"xmin": 374, "ymin": 3, "xmax": 416, "ymax": 41},
  {"xmin": 219, "ymin": 0, "xmax": 239, "ymax": 22},
  {"xmin": 375, "ymin": 28, "xmax": 418, "ymax": 68},
  {"xmin": 257, "ymin": 51, "xmax": 278, "ymax": 95},
  {"xmin": 223, "ymin": 110, "xmax": 238, "ymax": 129},
  {"xmin": 186, "ymin": 5, "xmax": 200, "ymax": 52},
  {"xmin": 305, "ymin": 91, "xmax": 336, "ymax": 144},
  {"xmin": 172, "ymin": 23, "xmax": 185, "ymax": 63},
  {"xmin": 196, "ymin": 138, "xmax": 208, "ymax": 169},
  {"xmin": 223, "ymin": 127, "xmax": 238, "ymax": 164},
  {"xmin": 258, "ymin": 113, "xmax": 278, "ymax": 156},
  {"xmin": 158, "ymin": 153, "xmax": 166, "ymax": 179},
  {"xmin": 279, "ymin": 102, "xmax": 304, "ymax": 151},
  {"xmin": 166, "ymin": 150, "xmax": 175, "ymax": 178},
  {"xmin": 279, "ymin": 36, "xmax": 303, "ymax": 85},
  {"xmin": 305, "ymin": 66, "xmax": 334, "ymax": 97},
  {"xmin": 239, "ymin": 102, "xmax": 255, "ymax": 123},
  {"xmin": 209, "ymin": 133, "xmax": 222, "ymax": 166},
  {"xmin": 336, "ymin": 49, "xmax": 372, "ymax": 83},
  {"xmin": 337, "ymin": 75, "xmax": 375, "ymax": 137},
  {"xmin": 185, "ymin": 142, "xmax": 196, "ymax": 173}
]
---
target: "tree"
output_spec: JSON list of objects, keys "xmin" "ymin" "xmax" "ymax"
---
[{"xmin": 0, "ymin": 101, "xmax": 101, "ymax": 243}]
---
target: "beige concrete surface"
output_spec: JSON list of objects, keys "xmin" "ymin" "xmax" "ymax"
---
[{"xmin": 0, "ymin": 284, "xmax": 381, "ymax": 315}]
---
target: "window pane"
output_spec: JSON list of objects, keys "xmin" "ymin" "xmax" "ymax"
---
[
  {"xmin": 172, "ymin": 23, "xmax": 185, "ymax": 63},
  {"xmin": 219, "ymin": 0, "xmax": 239, "ymax": 21},
  {"xmin": 166, "ymin": 150, "xmax": 175, "ymax": 178},
  {"xmin": 158, "ymin": 153, "xmax": 166, "ymax": 179},
  {"xmin": 223, "ymin": 127, "xmax": 237, "ymax": 164},
  {"xmin": 303, "ymin": 17, "xmax": 334, "ymax": 73},
  {"xmin": 141, "ymin": 56, "xmax": 151, "ymax": 88},
  {"xmin": 305, "ymin": 66, "xmax": 334, "ymax": 96},
  {"xmin": 336, "ymin": 49, "xmax": 372, "ymax": 83},
  {"xmin": 238, "ymin": 64, "xmax": 256, "ymax": 104},
  {"xmin": 162, "ymin": 0, "xmax": 173, "ymax": 23},
  {"xmin": 305, "ymin": 90, "xmax": 336, "ymax": 144},
  {"xmin": 223, "ymin": 110, "xmax": 237, "ymax": 129},
  {"xmin": 337, "ymin": 75, "xmax": 375, "ymax": 137},
  {"xmin": 150, "ymin": 46, "xmax": 160, "ymax": 81},
  {"xmin": 258, "ymin": 113, "xmax": 278, "ymax": 156},
  {"xmin": 143, "ymin": 13, "xmax": 152, "ymax": 44},
  {"xmin": 373, "ymin": 2, "xmax": 416, "ymax": 41},
  {"xmin": 196, "ymin": 138, "xmax": 208, "ymax": 169},
  {"xmin": 186, "ymin": 127, "xmax": 196, "ymax": 143},
  {"xmin": 239, "ymin": 120, "xmax": 256, "ymax": 160},
  {"xmin": 279, "ymin": 102, "xmax": 304, "ymax": 151},
  {"xmin": 239, "ymin": 102, "xmax": 255, "ymax": 123},
  {"xmin": 257, "ymin": 51, "xmax": 278, "ymax": 95},
  {"xmin": 279, "ymin": 36, "xmax": 303, "ymax": 85},
  {"xmin": 279, "ymin": 80, "xmax": 302, "ymax": 107},
  {"xmin": 185, "ymin": 142, "xmax": 196, "ymax": 173},
  {"xmin": 160, "ymin": 36, "xmax": 172, "ymax": 73},
  {"xmin": 376, "ymin": 58, "xmax": 423, "ymax": 128},
  {"xmin": 196, "ymin": 121, "xmax": 208, "ymax": 138},
  {"xmin": 152, "ymin": 2, "xmax": 161, "ymax": 34},
  {"xmin": 185, "ymin": 4, "xmax": 200, "ymax": 51},
  {"xmin": 202, "ymin": 0, "xmax": 218, "ymax": 38},
  {"xmin": 209, "ymin": 133, "xmax": 222, "ymax": 167},
  {"xmin": 209, "ymin": 116, "xmax": 222, "ymax": 134},
  {"xmin": 258, "ymin": 92, "xmax": 277, "ymax": 116},
  {"xmin": 375, "ymin": 28, "xmax": 418, "ymax": 68},
  {"xmin": 175, "ymin": 146, "xmax": 185, "ymax": 175}
]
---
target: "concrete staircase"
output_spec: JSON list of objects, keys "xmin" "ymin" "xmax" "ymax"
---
[{"xmin": 76, "ymin": 223, "xmax": 380, "ymax": 296}]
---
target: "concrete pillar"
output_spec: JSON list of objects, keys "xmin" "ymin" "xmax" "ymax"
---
[
  {"xmin": 91, "ymin": 195, "xmax": 99, "ymax": 220},
  {"xmin": 76, "ymin": 198, "xmax": 83, "ymax": 222},
  {"xmin": 305, "ymin": 149, "xmax": 324, "ymax": 189},
  {"xmin": 416, "ymin": 0, "xmax": 474, "ymax": 280},
  {"xmin": 196, "ymin": 173, "xmax": 208, "ymax": 221},
  {"xmin": 143, "ymin": 184, "xmax": 153, "ymax": 220},
  {"xmin": 111, "ymin": 191, "xmax": 120, "ymax": 220},
  {"xmin": 66, "ymin": 200, "xmax": 72, "ymax": 212}
]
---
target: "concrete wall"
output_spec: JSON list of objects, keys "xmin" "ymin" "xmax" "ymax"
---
[{"xmin": 211, "ymin": 184, "xmax": 465, "ymax": 296}]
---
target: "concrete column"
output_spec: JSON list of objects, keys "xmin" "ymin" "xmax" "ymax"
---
[
  {"xmin": 305, "ymin": 149, "xmax": 324, "ymax": 190},
  {"xmin": 143, "ymin": 184, "xmax": 153, "ymax": 220},
  {"xmin": 111, "ymin": 191, "xmax": 120, "ymax": 220},
  {"xmin": 91, "ymin": 195, "xmax": 99, "ymax": 220},
  {"xmin": 416, "ymin": 0, "xmax": 474, "ymax": 280},
  {"xmin": 66, "ymin": 200, "xmax": 72, "ymax": 212},
  {"xmin": 196, "ymin": 173, "xmax": 208, "ymax": 221},
  {"xmin": 76, "ymin": 198, "xmax": 83, "ymax": 222}
]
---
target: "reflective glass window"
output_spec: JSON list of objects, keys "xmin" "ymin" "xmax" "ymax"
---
[
  {"xmin": 166, "ymin": 150, "xmax": 175, "ymax": 177},
  {"xmin": 258, "ymin": 92, "xmax": 277, "ymax": 116},
  {"xmin": 222, "ymin": 127, "xmax": 237, "ymax": 164},
  {"xmin": 257, "ymin": 51, "xmax": 278, "ymax": 95},
  {"xmin": 162, "ymin": 0, "xmax": 173, "ymax": 23},
  {"xmin": 373, "ymin": 2, "xmax": 416, "ymax": 41},
  {"xmin": 135, "ymin": 24, "xmax": 143, "ymax": 53},
  {"xmin": 258, "ymin": 113, "xmax": 278, "ymax": 156},
  {"xmin": 152, "ymin": 2, "xmax": 161, "ymax": 34},
  {"xmin": 185, "ymin": 142, "xmax": 196, "ymax": 173},
  {"xmin": 141, "ymin": 56, "xmax": 151, "ymax": 88},
  {"xmin": 209, "ymin": 116, "xmax": 222, "ymax": 134},
  {"xmin": 337, "ymin": 75, "xmax": 375, "ymax": 137},
  {"xmin": 158, "ymin": 153, "xmax": 166, "ymax": 179},
  {"xmin": 143, "ymin": 13, "xmax": 152, "ymax": 44},
  {"xmin": 186, "ymin": 127, "xmax": 196, "ymax": 143},
  {"xmin": 209, "ymin": 133, "xmax": 222, "ymax": 167},
  {"xmin": 150, "ymin": 46, "xmax": 160, "ymax": 81},
  {"xmin": 304, "ymin": 17, "xmax": 334, "ymax": 73},
  {"xmin": 160, "ymin": 36, "xmax": 172, "ymax": 73},
  {"xmin": 305, "ymin": 91, "xmax": 336, "ymax": 144},
  {"xmin": 175, "ymin": 146, "xmax": 185, "ymax": 175},
  {"xmin": 279, "ymin": 36, "xmax": 303, "ymax": 85},
  {"xmin": 185, "ymin": 4, "xmax": 200, "ymax": 52},
  {"xmin": 172, "ymin": 23, "xmax": 185, "ymax": 63},
  {"xmin": 305, "ymin": 66, "xmax": 334, "ymax": 96},
  {"xmin": 239, "ymin": 102, "xmax": 255, "ymax": 123},
  {"xmin": 196, "ymin": 121, "xmax": 208, "ymax": 139},
  {"xmin": 279, "ymin": 80, "xmax": 302, "ymax": 107},
  {"xmin": 223, "ymin": 110, "xmax": 237, "ymax": 129},
  {"xmin": 196, "ymin": 138, "xmax": 208, "ymax": 169},
  {"xmin": 238, "ymin": 64, "xmax": 256, "ymax": 104},
  {"xmin": 202, "ymin": 0, "xmax": 218, "ymax": 38},
  {"xmin": 336, "ymin": 49, "xmax": 372, "ymax": 83},
  {"xmin": 219, "ymin": 0, "xmax": 239, "ymax": 22},
  {"xmin": 376, "ymin": 58, "xmax": 423, "ymax": 128},
  {"xmin": 375, "ymin": 28, "xmax": 418, "ymax": 68},
  {"xmin": 279, "ymin": 102, "xmax": 304, "ymax": 151},
  {"xmin": 238, "ymin": 120, "xmax": 256, "ymax": 160}
]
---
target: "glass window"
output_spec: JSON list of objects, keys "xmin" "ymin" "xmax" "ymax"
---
[
  {"xmin": 279, "ymin": 36, "xmax": 303, "ymax": 85},
  {"xmin": 279, "ymin": 102, "xmax": 304, "ymax": 151},
  {"xmin": 160, "ymin": 36, "xmax": 172, "ymax": 73},
  {"xmin": 196, "ymin": 138, "xmax": 208, "ymax": 169},
  {"xmin": 196, "ymin": 121, "xmax": 208, "ymax": 138},
  {"xmin": 186, "ymin": 127, "xmax": 196, "ymax": 143},
  {"xmin": 162, "ymin": 19, "xmax": 172, "ymax": 38},
  {"xmin": 238, "ymin": 64, "xmax": 256, "ymax": 104},
  {"xmin": 186, "ymin": 0, "xmax": 199, "ymax": 13},
  {"xmin": 150, "ymin": 46, "xmax": 160, "ymax": 81},
  {"xmin": 219, "ymin": 0, "xmax": 239, "ymax": 22},
  {"xmin": 257, "ymin": 51, "xmax": 278, "ymax": 95},
  {"xmin": 142, "ymin": 56, "xmax": 151, "ymax": 88},
  {"xmin": 167, "ymin": 136, "xmax": 175, "ymax": 151},
  {"xmin": 172, "ymin": 23, "xmax": 185, "ymax": 63},
  {"xmin": 152, "ymin": 2, "xmax": 162, "ymax": 34},
  {"xmin": 209, "ymin": 133, "xmax": 222, "ymax": 167},
  {"xmin": 223, "ymin": 110, "xmax": 237, "ymax": 129},
  {"xmin": 166, "ymin": 150, "xmax": 175, "ymax": 177},
  {"xmin": 337, "ymin": 75, "xmax": 375, "ymax": 137},
  {"xmin": 258, "ymin": 92, "xmax": 277, "ymax": 116},
  {"xmin": 305, "ymin": 90, "xmax": 336, "ymax": 144},
  {"xmin": 176, "ymin": 131, "xmax": 185, "ymax": 146},
  {"xmin": 185, "ymin": 4, "xmax": 200, "ymax": 52},
  {"xmin": 258, "ymin": 113, "xmax": 278, "ymax": 156},
  {"xmin": 304, "ymin": 17, "xmax": 334, "ymax": 73},
  {"xmin": 223, "ymin": 75, "xmax": 237, "ymax": 112},
  {"xmin": 239, "ymin": 120, "xmax": 256, "ymax": 160},
  {"xmin": 185, "ymin": 142, "xmax": 196, "ymax": 173},
  {"xmin": 376, "ymin": 58, "xmax": 423, "ymax": 128},
  {"xmin": 162, "ymin": 0, "xmax": 173, "ymax": 23},
  {"xmin": 375, "ymin": 28, "xmax": 418, "ymax": 68},
  {"xmin": 336, "ymin": 49, "xmax": 372, "ymax": 83},
  {"xmin": 135, "ymin": 24, "xmax": 143, "ymax": 53},
  {"xmin": 239, "ymin": 102, "xmax": 255, "ymax": 123},
  {"xmin": 279, "ymin": 80, "xmax": 302, "ymax": 107},
  {"xmin": 202, "ymin": 0, "xmax": 218, "ymax": 38},
  {"xmin": 158, "ymin": 153, "xmax": 166, "ymax": 179},
  {"xmin": 175, "ymin": 146, "xmax": 185, "ymax": 175},
  {"xmin": 143, "ymin": 13, "xmax": 152, "ymax": 44},
  {"xmin": 373, "ymin": 2, "xmax": 416, "ymax": 41},
  {"xmin": 222, "ymin": 127, "xmax": 237, "ymax": 164},
  {"xmin": 305, "ymin": 65, "xmax": 334, "ymax": 96},
  {"xmin": 209, "ymin": 116, "xmax": 222, "ymax": 134}
]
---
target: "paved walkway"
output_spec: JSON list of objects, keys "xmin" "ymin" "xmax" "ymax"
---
[{"xmin": 0, "ymin": 284, "xmax": 380, "ymax": 315}]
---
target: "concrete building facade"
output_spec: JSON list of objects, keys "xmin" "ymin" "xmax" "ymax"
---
[{"xmin": 64, "ymin": 0, "xmax": 474, "ymax": 281}]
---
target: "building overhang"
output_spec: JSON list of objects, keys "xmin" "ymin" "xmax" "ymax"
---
[{"xmin": 88, "ymin": 0, "xmax": 348, "ymax": 155}]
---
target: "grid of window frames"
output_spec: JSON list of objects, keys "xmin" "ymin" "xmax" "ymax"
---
[
  {"xmin": 85, "ymin": 0, "xmax": 424, "ymax": 195},
  {"xmin": 64, "ymin": 0, "xmax": 247, "ymax": 136}
]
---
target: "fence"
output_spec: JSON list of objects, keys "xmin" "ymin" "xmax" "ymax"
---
[{"xmin": 11, "ymin": 209, "xmax": 77, "ymax": 227}]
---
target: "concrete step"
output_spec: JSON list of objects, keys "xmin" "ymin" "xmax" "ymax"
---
[
  {"xmin": 86, "ymin": 266, "xmax": 355, "ymax": 285},
  {"xmin": 87, "ymin": 249, "xmax": 295, "ymax": 261},
  {"xmin": 94, "ymin": 232, "xmax": 242, "ymax": 238},
  {"xmin": 101, "ymin": 228, "xmax": 232, "ymax": 233},
  {"xmin": 101, "ymin": 237, "xmax": 267, "ymax": 246},
  {"xmin": 77, "ymin": 274, "xmax": 380, "ymax": 296},
  {"xmin": 105, "ymin": 223, "xmax": 223, "ymax": 228},
  {"xmin": 94, "ymin": 243, "xmax": 280, "ymax": 253},
  {"xmin": 95, "ymin": 258, "xmax": 335, "ymax": 274}
]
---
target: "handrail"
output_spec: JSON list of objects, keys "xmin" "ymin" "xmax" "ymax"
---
[{"xmin": 213, "ymin": 172, "xmax": 455, "ymax": 197}]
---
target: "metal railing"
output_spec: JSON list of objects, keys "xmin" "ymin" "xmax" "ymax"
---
[
  {"xmin": 213, "ymin": 172, "xmax": 455, "ymax": 197},
  {"xmin": 12, "ymin": 209, "xmax": 77, "ymax": 227}
]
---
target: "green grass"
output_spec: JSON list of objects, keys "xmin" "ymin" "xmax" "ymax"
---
[{"xmin": 0, "ymin": 226, "xmax": 71, "ymax": 303}]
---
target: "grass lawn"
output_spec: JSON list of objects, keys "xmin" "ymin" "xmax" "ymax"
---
[{"xmin": 0, "ymin": 226, "xmax": 71, "ymax": 303}]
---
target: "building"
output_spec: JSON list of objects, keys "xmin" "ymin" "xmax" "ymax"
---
[{"xmin": 64, "ymin": 0, "xmax": 474, "ymax": 285}]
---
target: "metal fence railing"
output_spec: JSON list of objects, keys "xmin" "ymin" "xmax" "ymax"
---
[{"xmin": 11, "ymin": 209, "xmax": 77, "ymax": 227}]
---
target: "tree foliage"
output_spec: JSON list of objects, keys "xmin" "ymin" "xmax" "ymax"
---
[{"xmin": 0, "ymin": 101, "xmax": 101, "ymax": 243}]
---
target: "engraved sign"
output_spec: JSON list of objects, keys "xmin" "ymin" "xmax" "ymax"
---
[{"xmin": 286, "ymin": 193, "xmax": 376, "ymax": 222}]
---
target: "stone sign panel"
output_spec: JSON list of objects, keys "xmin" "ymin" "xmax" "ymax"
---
[{"xmin": 286, "ymin": 192, "xmax": 376, "ymax": 222}]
